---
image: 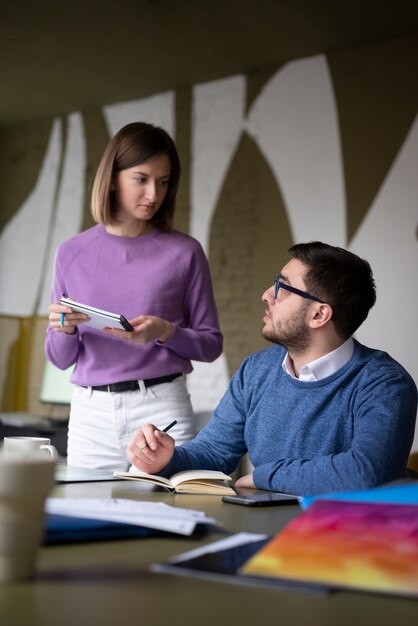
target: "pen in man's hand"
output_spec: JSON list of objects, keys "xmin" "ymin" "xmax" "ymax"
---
[
  {"xmin": 162, "ymin": 420, "xmax": 177, "ymax": 433},
  {"xmin": 140, "ymin": 420, "xmax": 177, "ymax": 450}
]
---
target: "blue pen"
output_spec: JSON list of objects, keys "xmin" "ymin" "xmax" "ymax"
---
[{"xmin": 60, "ymin": 293, "xmax": 67, "ymax": 328}]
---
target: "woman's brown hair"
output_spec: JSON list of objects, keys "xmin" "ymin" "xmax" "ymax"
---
[{"xmin": 91, "ymin": 122, "xmax": 181, "ymax": 232}]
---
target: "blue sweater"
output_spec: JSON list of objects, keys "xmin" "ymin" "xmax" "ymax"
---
[{"xmin": 164, "ymin": 341, "xmax": 417, "ymax": 496}]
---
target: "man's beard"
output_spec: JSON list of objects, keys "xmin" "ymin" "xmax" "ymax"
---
[{"xmin": 262, "ymin": 301, "xmax": 311, "ymax": 354}]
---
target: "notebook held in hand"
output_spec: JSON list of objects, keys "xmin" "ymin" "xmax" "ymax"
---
[{"xmin": 60, "ymin": 296, "xmax": 133, "ymax": 331}]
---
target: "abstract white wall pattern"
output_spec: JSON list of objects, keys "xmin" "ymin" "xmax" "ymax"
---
[
  {"xmin": 190, "ymin": 75, "xmax": 246, "ymax": 252},
  {"xmin": 0, "ymin": 119, "xmax": 62, "ymax": 316},
  {"xmin": 245, "ymin": 55, "xmax": 346, "ymax": 246},
  {"xmin": 352, "ymin": 115, "xmax": 418, "ymax": 445},
  {"xmin": 187, "ymin": 75, "xmax": 247, "ymax": 414},
  {"xmin": 38, "ymin": 112, "xmax": 86, "ymax": 314},
  {"xmin": 103, "ymin": 92, "xmax": 176, "ymax": 139}
]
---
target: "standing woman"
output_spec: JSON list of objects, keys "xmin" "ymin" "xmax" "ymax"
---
[{"xmin": 45, "ymin": 122, "xmax": 223, "ymax": 470}]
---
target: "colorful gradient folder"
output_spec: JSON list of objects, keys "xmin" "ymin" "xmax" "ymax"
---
[{"xmin": 240, "ymin": 499, "xmax": 418, "ymax": 597}]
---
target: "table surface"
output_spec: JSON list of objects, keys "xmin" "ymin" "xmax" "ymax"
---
[{"xmin": 0, "ymin": 479, "xmax": 417, "ymax": 626}]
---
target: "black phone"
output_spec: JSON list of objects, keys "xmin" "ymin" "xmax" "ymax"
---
[
  {"xmin": 222, "ymin": 492, "xmax": 299, "ymax": 506},
  {"xmin": 119, "ymin": 315, "xmax": 134, "ymax": 331}
]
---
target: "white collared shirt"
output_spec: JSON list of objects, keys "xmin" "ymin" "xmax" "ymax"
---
[{"xmin": 282, "ymin": 338, "xmax": 354, "ymax": 381}]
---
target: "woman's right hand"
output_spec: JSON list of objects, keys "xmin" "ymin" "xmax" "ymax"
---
[
  {"xmin": 48, "ymin": 302, "xmax": 89, "ymax": 334},
  {"xmin": 127, "ymin": 423, "xmax": 175, "ymax": 474}
]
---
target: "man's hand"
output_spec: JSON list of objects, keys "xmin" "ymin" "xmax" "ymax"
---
[
  {"xmin": 234, "ymin": 473, "xmax": 255, "ymax": 489},
  {"xmin": 127, "ymin": 423, "xmax": 175, "ymax": 474}
]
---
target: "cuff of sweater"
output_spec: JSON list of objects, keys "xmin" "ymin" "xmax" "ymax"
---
[
  {"xmin": 155, "ymin": 323, "xmax": 176, "ymax": 347},
  {"xmin": 252, "ymin": 465, "xmax": 269, "ymax": 490}
]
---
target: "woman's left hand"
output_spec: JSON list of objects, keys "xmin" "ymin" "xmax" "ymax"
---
[{"xmin": 103, "ymin": 315, "xmax": 174, "ymax": 344}]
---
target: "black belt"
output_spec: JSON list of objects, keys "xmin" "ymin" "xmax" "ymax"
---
[{"xmin": 87, "ymin": 373, "xmax": 182, "ymax": 392}]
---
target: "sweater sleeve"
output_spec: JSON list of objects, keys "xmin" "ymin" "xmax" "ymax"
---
[
  {"xmin": 155, "ymin": 242, "xmax": 223, "ymax": 363},
  {"xmin": 160, "ymin": 370, "xmax": 248, "ymax": 477},
  {"xmin": 44, "ymin": 248, "xmax": 82, "ymax": 370},
  {"xmin": 253, "ymin": 366, "xmax": 417, "ymax": 496}
]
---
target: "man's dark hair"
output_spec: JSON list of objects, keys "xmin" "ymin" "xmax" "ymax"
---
[{"xmin": 288, "ymin": 241, "xmax": 376, "ymax": 340}]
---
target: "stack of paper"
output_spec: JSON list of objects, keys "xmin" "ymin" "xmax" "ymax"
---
[{"xmin": 45, "ymin": 498, "xmax": 218, "ymax": 536}]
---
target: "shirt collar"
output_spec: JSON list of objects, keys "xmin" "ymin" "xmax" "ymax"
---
[{"xmin": 282, "ymin": 338, "xmax": 354, "ymax": 381}]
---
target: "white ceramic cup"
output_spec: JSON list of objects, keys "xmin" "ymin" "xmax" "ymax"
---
[
  {"xmin": 0, "ymin": 452, "xmax": 56, "ymax": 582},
  {"xmin": 3, "ymin": 436, "xmax": 59, "ymax": 461}
]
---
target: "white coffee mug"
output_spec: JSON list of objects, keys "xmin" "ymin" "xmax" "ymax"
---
[{"xmin": 3, "ymin": 437, "xmax": 59, "ymax": 461}]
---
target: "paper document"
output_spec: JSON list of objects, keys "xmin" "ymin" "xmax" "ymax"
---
[
  {"xmin": 162, "ymin": 532, "xmax": 269, "ymax": 565},
  {"xmin": 45, "ymin": 498, "xmax": 218, "ymax": 536}
]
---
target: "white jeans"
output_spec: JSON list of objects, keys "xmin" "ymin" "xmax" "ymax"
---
[{"xmin": 67, "ymin": 375, "xmax": 196, "ymax": 470}]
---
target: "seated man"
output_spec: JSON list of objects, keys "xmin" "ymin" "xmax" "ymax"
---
[{"xmin": 127, "ymin": 242, "xmax": 417, "ymax": 496}]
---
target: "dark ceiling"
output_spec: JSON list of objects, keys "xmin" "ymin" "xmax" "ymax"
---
[{"xmin": 2, "ymin": 0, "xmax": 418, "ymax": 126}]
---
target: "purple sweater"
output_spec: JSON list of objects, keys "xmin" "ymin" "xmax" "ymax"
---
[{"xmin": 45, "ymin": 225, "xmax": 223, "ymax": 386}]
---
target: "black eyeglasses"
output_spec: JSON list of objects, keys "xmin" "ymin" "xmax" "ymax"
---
[{"xmin": 274, "ymin": 276, "xmax": 325, "ymax": 303}]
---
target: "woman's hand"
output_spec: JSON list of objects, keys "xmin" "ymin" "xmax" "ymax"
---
[
  {"xmin": 103, "ymin": 315, "xmax": 174, "ymax": 344},
  {"xmin": 48, "ymin": 302, "xmax": 89, "ymax": 334},
  {"xmin": 127, "ymin": 423, "xmax": 175, "ymax": 473}
]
